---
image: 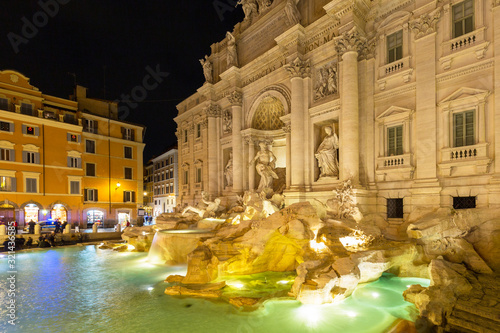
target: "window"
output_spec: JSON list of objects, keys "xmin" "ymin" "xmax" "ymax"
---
[
  {"xmin": 387, "ymin": 199, "xmax": 403, "ymax": 219},
  {"xmin": 387, "ymin": 30, "xmax": 403, "ymax": 63},
  {"xmin": 453, "ymin": 0, "xmax": 474, "ymax": 38},
  {"xmin": 196, "ymin": 168, "xmax": 202, "ymax": 183},
  {"xmin": 124, "ymin": 146, "xmax": 132, "ymax": 159},
  {"xmin": 0, "ymin": 148, "xmax": 14, "ymax": 161},
  {"xmin": 67, "ymin": 133, "xmax": 80, "ymax": 143},
  {"xmin": 26, "ymin": 178, "xmax": 37, "ymax": 193},
  {"xmin": 0, "ymin": 176, "xmax": 16, "ymax": 192},
  {"xmin": 454, "ymin": 110, "xmax": 474, "ymax": 147},
  {"xmin": 23, "ymin": 151, "xmax": 39, "ymax": 164},
  {"xmin": 184, "ymin": 129, "xmax": 188, "ymax": 143},
  {"xmin": 85, "ymin": 140, "xmax": 96, "ymax": 153},
  {"xmin": 196, "ymin": 124, "xmax": 201, "ymax": 138},
  {"xmin": 20, "ymin": 103, "xmax": 33, "ymax": 116},
  {"xmin": 64, "ymin": 113, "xmax": 76, "ymax": 125},
  {"xmin": 387, "ymin": 126, "xmax": 403, "ymax": 156},
  {"xmin": 22, "ymin": 125, "xmax": 38, "ymax": 136},
  {"xmin": 453, "ymin": 196, "xmax": 476, "ymax": 209},
  {"xmin": 123, "ymin": 191, "xmax": 136, "ymax": 203},
  {"xmin": 0, "ymin": 98, "xmax": 8, "ymax": 111},
  {"xmin": 70, "ymin": 181, "xmax": 80, "ymax": 194},
  {"xmin": 122, "ymin": 127, "xmax": 135, "ymax": 141},
  {"xmin": 0, "ymin": 121, "xmax": 13, "ymax": 132},
  {"xmin": 84, "ymin": 189, "xmax": 98, "ymax": 202},
  {"xmin": 86, "ymin": 163, "xmax": 96, "ymax": 177},
  {"xmin": 162, "ymin": 172, "xmax": 165, "ymax": 181},
  {"xmin": 170, "ymin": 169, "xmax": 173, "ymax": 178},
  {"xmin": 184, "ymin": 170, "xmax": 189, "ymax": 184},
  {"xmin": 68, "ymin": 157, "xmax": 81, "ymax": 168},
  {"xmin": 124, "ymin": 167, "xmax": 133, "ymax": 180},
  {"xmin": 83, "ymin": 119, "xmax": 98, "ymax": 134}
]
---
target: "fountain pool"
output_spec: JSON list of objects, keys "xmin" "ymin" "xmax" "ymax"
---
[{"xmin": 0, "ymin": 246, "xmax": 429, "ymax": 333}]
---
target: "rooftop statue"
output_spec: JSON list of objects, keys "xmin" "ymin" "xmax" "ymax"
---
[
  {"xmin": 236, "ymin": 0, "xmax": 258, "ymax": 20},
  {"xmin": 285, "ymin": 0, "xmax": 301, "ymax": 25},
  {"xmin": 249, "ymin": 142, "xmax": 279, "ymax": 192},
  {"xmin": 315, "ymin": 126, "xmax": 339, "ymax": 179},
  {"xmin": 199, "ymin": 55, "xmax": 213, "ymax": 83},
  {"xmin": 226, "ymin": 32, "xmax": 239, "ymax": 68}
]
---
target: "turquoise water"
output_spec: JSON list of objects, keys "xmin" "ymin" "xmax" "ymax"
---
[{"xmin": 0, "ymin": 246, "xmax": 429, "ymax": 333}]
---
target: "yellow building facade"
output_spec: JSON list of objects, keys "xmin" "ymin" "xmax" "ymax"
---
[{"xmin": 0, "ymin": 71, "xmax": 145, "ymax": 228}]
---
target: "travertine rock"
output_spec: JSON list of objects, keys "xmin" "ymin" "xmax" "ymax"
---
[{"xmin": 181, "ymin": 245, "xmax": 219, "ymax": 284}]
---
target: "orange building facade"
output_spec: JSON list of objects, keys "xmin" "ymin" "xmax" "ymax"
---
[{"xmin": 0, "ymin": 70, "xmax": 145, "ymax": 228}]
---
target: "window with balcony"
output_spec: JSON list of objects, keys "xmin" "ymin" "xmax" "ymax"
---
[
  {"xmin": 387, "ymin": 125, "xmax": 403, "ymax": 156},
  {"xmin": 85, "ymin": 140, "xmax": 96, "ymax": 154},
  {"xmin": 387, "ymin": 30, "xmax": 403, "ymax": 64},
  {"xmin": 86, "ymin": 163, "xmax": 96, "ymax": 177},
  {"xmin": 453, "ymin": 0, "xmax": 474, "ymax": 38},
  {"xmin": 453, "ymin": 110, "xmax": 474, "ymax": 147},
  {"xmin": 84, "ymin": 188, "xmax": 98, "ymax": 202}
]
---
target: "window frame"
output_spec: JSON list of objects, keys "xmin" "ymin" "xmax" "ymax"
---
[
  {"xmin": 85, "ymin": 139, "xmax": 96, "ymax": 154},
  {"xmin": 386, "ymin": 30, "xmax": 403, "ymax": 64},
  {"xmin": 453, "ymin": 110, "xmax": 475, "ymax": 147},
  {"xmin": 452, "ymin": 0, "xmax": 474, "ymax": 38},
  {"xmin": 387, "ymin": 125, "xmax": 404, "ymax": 156},
  {"xmin": 124, "ymin": 146, "xmax": 133, "ymax": 159},
  {"xmin": 25, "ymin": 178, "xmax": 37, "ymax": 193},
  {"xmin": 86, "ymin": 163, "xmax": 96, "ymax": 177},
  {"xmin": 124, "ymin": 167, "xmax": 133, "ymax": 180}
]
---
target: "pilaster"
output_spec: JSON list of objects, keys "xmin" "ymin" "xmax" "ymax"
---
[
  {"xmin": 228, "ymin": 91, "xmax": 244, "ymax": 194},
  {"xmin": 204, "ymin": 103, "xmax": 221, "ymax": 197}
]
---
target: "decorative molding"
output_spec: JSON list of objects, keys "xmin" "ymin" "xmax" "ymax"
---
[
  {"xmin": 314, "ymin": 61, "xmax": 338, "ymax": 101},
  {"xmin": 227, "ymin": 90, "xmax": 243, "ymax": 106},
  {"xmin": 374, "ymin": 83, "xmax": 416, "ymax": 102},
  {"xmin": 200, "ymin": 119, "xmax": 208, "ymax": 129},
  {"xmin": 334, "ymin": 26, "xmax": 367, "ymax": 57},
  {"xmin": 436, "ymin": 60, "xmax": 494, "ymax": 83},
  {"xmin": 282, "ymin": 124, "xmax": 291, "ymax": 133},
  {"xmin": 285, "ymin": 57, "xmax": 311, "ymax": 78},
  {"xmin": 204, "ymin": 103, "xmax": 221, "ymax": 118},
  {"xmin": 410, "ymin": 7, "xmax": 441, "ymax": 40}
]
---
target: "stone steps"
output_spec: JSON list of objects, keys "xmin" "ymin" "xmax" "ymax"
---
[{"xmin": 446, "ymin": 301, "xmax": 500, "ymax": 333}]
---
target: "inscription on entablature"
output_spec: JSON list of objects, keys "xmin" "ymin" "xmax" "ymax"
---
[
  {"xmin": 242, "ymin": 58, "xmax": 287, "ymax": 87},
  {"xmin": 238, "ymin": 12, "xmax": 289, "ymax": 65},
  {"xmin": 305, "ymin": 31, "xmax": 337, "ymax": 53}
]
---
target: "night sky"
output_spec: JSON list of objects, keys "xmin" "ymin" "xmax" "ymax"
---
[{"xmin": 0, "ymin": 0, "xmax": 244, "ymax": 161}]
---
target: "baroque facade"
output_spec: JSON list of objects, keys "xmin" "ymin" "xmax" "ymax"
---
[{"xmin": 175, "ymin": 0, "xmax": 500, "ymax": 219}]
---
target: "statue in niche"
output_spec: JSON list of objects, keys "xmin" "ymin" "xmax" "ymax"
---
[
  {"xmin": 315, "ymin": 64, "xmax": 337, "ymax": 100},
  {"xmin": 249, "ymin": 142, "xmax": 279, "ymax": 192},
  {"xmin": 224, "ymin": 152, "xmax": 233, "ymax": 187},
  {"xmin": 226, "ymin": 32, "xmax": 239, "ymax": 68},
  {"xmin": 236, "ymin": 0, "xmax": 258, "ymax": 20},
  {"xmin": 284, "ymin": 0, "xmax": 301, "ymax": 25},
  {"xmin": 223, "ymin": 109, "xmax": 232, "ymax": 133},
  {"xmin": 315, "ymin": 126, "xmax": 339, "ymax": 178},
  {"xmin": 199, "ymin": 55, "xmax": 213, "ymax": 84}
]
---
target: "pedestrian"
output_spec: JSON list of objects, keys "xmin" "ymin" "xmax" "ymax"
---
[
  {"xmin": 48, "ymin": 232, "xmax": 56, "ymax": 247},
  {"xmin": 55, "ymin": 220, "xmax": 61, "ymax": 233},
  {"xmin": 17, "ymin": 235, "xmax": 25, "ymax": 249},
  {"xmin": 28, "ymin": 220, "xmax": 36, "ymax": 234},
  {"xmin": 26, "ymin": 237, "xmax": 33, "ymax": 247}
]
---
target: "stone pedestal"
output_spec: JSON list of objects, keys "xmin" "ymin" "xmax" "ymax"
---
[
  {"xmin": 64, "ymin": 224, "xmax": 71, "ymax": 234},
  {"xmin": 92, "ymin": 223, "xmax": 98, "ymax": 233},
  {"xmin": 34, "ymin": 224, "xmax": 41, "ymax": 235}
]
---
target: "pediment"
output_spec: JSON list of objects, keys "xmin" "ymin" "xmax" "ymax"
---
[
  {"xmin": 376, "ymin": 106, "xmax": 413, "ymax": 121},
  {"xmin": 376, "ymin": 11, "xmax": 411, "ymax": 31},
  {"xmin": 439, "ymin": 87, "xmax": 490, "ymax": 106}
]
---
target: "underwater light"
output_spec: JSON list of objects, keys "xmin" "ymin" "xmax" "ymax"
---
[
  {"xmin": 371, "ymin": 292, "xmax": 380, "ymax": 298},
  {"xmin": 147, "ymin": 287, "xmax": 154, "ymax": 291},
  {"xmin": 277, "ymin": 280, "xmax": 292, "ymax": 285},
  {"xmin": 127, "ymin": 244, "xmax": 136, "ymax": 251},
  {"xmin": 297, "ymin": 305, "xmax": 323, "ymax": 328},
  {"xmin": 346, "ymin": 311, "xmax": 357, "ymax": 318},
  {"xmin": 227, "ymin": 281, "xmax": 245, "ymax": 289}
]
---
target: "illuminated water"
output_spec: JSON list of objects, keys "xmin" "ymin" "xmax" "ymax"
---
[{"xmin": 0, "ymin": 246, "xmax": 429, "ymax": 333}]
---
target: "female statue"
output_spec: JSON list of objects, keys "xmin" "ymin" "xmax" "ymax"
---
[
  {"xmin": 249, "ymin": 142, "xmax": 278, "ymax": 191},
  {"xmin": 315, "ymin": 126, "xmax": 339, "ymax": 178}
]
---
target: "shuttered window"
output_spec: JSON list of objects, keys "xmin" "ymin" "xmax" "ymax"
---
[
  {"xmin": 26, "ymin": 178, "xmax": 37, "ymax": 193},
  {"xmin": 454, "ymin": 111, "xmax": 474, "ymax": 147},
  {"xmin": 70, "ymin": 181, "xmax": 80, "ymax": 194},
  {"xmin": 387, "ymin": 125, "xmax": 403, "ymax": 156}
]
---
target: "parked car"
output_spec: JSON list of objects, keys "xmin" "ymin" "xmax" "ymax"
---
[{"xmin": 23, "ymin": 219, "xmax": 57, "ymax": 232}]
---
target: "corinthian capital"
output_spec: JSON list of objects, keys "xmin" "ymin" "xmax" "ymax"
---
[
  {"xmin": 410, "ymin": 8, "xmax": 441, "ymax": 40},
  {"xmin": 228, "ymin": 90, "xmax": 243, "ymax": 106},
  {"xmin": 204, "ymin": 103, "xmax": 221, "ymax": 118},
  {"xmin": 285, "ymin": 57, "xmax": 311, "ymax": 79},
  {"xmin": 334, "ymin": 26, "xmax": 367, "ymax": 57}
]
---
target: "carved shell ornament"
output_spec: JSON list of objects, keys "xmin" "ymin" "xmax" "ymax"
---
[{"xmin": 10, "ymin": 74, "xmax": 19, "ymax": 83}]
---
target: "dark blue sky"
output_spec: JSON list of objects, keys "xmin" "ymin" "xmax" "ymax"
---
[{"xmin": 0, "ymin": 0, "xmax": 244, "ymax": 161}]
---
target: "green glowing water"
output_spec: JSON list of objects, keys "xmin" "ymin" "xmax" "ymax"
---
[{"xmin": 0, "ymin": 246, "xmax": 429, "ymax": 333}]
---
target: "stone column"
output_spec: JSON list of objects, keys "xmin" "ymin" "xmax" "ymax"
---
[
  {"xmin": 494, "ymin": 1, "xmax": 500, "ymax": 175},
  {"xmin": 228, "ymin": 91, "xmax": 243, "ymax": 194},
  {"xmin": 285, "ymin": 58, "xmax": 310, "ymax": 190},
  {"xmin": 335, "ymin": 27, "xmax": 366, "ymax": 184},
  {"xmin": 205, "ymin": 103, "xmax": 221, "ymax": 197},
  {"xmin": 247, "ymin": 138, "xmax": 255, "ymax": 191}
]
